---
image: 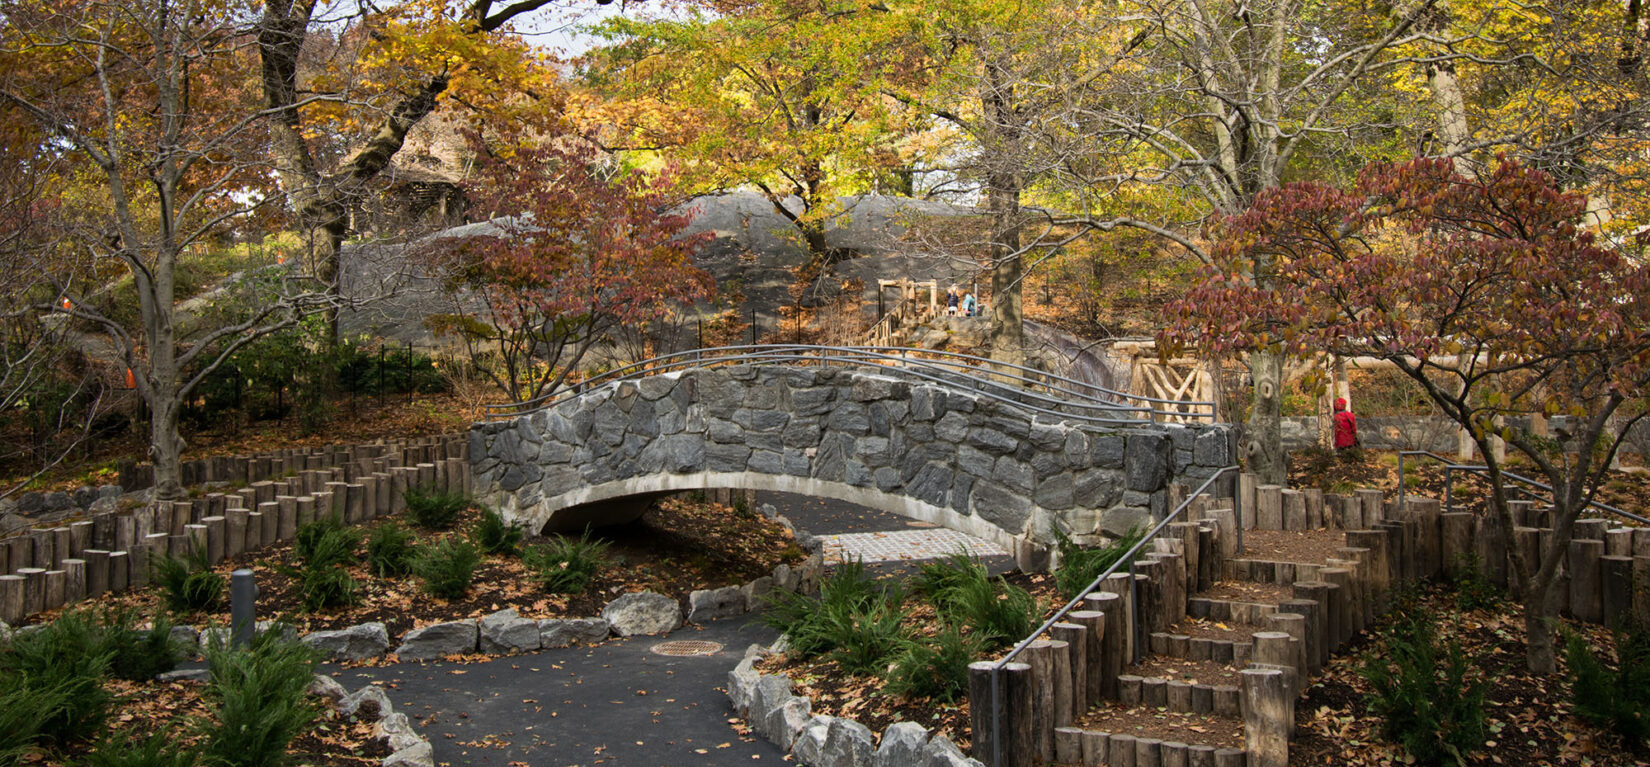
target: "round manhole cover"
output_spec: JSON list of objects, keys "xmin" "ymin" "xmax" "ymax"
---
[{"xmin": 650, "ymin": 640, "xmax": 724, "ymax": 657}]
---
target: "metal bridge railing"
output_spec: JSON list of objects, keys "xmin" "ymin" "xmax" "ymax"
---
[
  {"xmin": 482, "ymin": 344, "xmax": 1218, "ymax": 426},
  {"xmin": 1397, "ymin": 450, "xmax": 1650, "ymax": 526},
  {"xmin": 983, "ymin": 464, "xmax": 1242, "ymax": 767}
]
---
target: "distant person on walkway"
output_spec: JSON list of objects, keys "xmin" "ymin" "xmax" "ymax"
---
[
  {"xmin": 1333, "ymin": 397, "xmax": 1360, "ymax": 454},
  {"xmin": 962, "ymin": 292, "xmax": 977, "ymax": 317},
  {"xmin": 945, "ymin": 285, "xmax": 961, "ymax": 315}
]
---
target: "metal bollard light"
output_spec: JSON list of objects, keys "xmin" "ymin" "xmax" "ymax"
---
[{"xmin": 230, "ymin": 568, "xmax": 257, "ymax": 648}]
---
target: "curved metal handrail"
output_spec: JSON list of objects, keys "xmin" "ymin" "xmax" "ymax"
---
[
  {"xmin": 483, "ymin": 344, "xmax": 1217, "ymax": 425},
  {"xmin": 985, "ymin": 464, "xmax": 1242, "ymax": 767},
  {"xmin": 1397, "ymin": 450, "xmax": 1650, "ymax": 526}
]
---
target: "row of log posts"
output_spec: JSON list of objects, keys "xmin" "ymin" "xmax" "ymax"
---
[{"xmin": 0, "ymin": 436, "xmax": 470, "ymax": 625}]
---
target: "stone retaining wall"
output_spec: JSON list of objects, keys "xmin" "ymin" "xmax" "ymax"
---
[{"xmin": 469, "ymin": 365, "xmax": 1236, "ymax": 562}]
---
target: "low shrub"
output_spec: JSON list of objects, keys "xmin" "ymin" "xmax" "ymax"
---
[
  {"xmin": 0, "ymin": 669, "xmax": 65, "ymax": 765},
  {"xmin": 84, "ymin": 731, "xmax": 200, "ymax": 767},
  {"xmin": 199, "ymin": 629, "xmax": 320, "ymax": 767},
  {"xmin": 0, "ymin": 610, "xmax": 114, "ymax": 746},
  {"xmin": 1449, "ymin": 552, "xmax": 1500, "ymax": 611},
  {"xmin": 468, "ymin": 507, "xmax": 524, "ymax": 556},
  {"xmin": 286, "ymin": 516, "xmax": 360, "ymax": 611},
  {"xmin": 412, "ymin": 536, "xmax": 481, "ymax": 600},
  {"xmin": 99, "ymin": 608, "xmax": 181, "ymax": 682},
  {"xmin": 366, "ymin": 521, "xmax": 418, "ymax": 577},
  {"xmin": 913, "ymin": 550, "xmax": 986, "ymax": 602},
  {"xmin": 939, "ymin": 573, "xmax": 1040, "ymax": 651},
  {"xmin": 760, "ymin": 560, "xmax": 912, "ymax": 671},
  {"xmin": 151, "ymin": 546, "xmax": 224, "ymax": 614},
  {"xmin": 1565, "ymin": 617, "xmax": 1650, "ymax": 751},
  {"xmin": 886, "ymin": 625, "xmax": 986, "ymax": 702},
  {"xmin": 522, "ymin": 530, "xmax": 609, "ymax": 594},
  {"xmin": 1362, "ymin": 605, "xmax": 1486, "ymax": 766},
  {"xmin": 1054, "ymin": 526, "xmax": 1145, "ymax": 600},
  {"xmin": 404, "ymin": 489, "xmax": 468, "ymax": 530}
]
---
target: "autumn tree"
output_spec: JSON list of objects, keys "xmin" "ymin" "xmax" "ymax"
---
[
  {"xmin": 427, "ymin": 134, "xmax": 713, "ymax": 403},
  {"xmin": 1162, "ymin": 157, "xmax": 1650, "ymax": 672},
  {"xmin": 0, "ymin": 0, "xmax": 396, "ymax": 500}
]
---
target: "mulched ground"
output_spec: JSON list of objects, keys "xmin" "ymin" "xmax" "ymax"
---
[
  {"xmin": 1195, "ymin": 580, "xmax": 1293, "ymax": 605},
  {"xmin": 1161, "ymin": 616, "xmax": 1269, "ymax": 644},
  {"xmin": 31, "ymin": 495, "xmax": 805, "ymax": 640},
  {"xmin": 1291, "ymin": 585, "xmax": 1646, "ymax": 766},
  {"xmin": 1238, "ymin": 528, "xmax": 1348, "ymax": 566},
  {"xmin": 1073, "ymin": 702, "xmax": 1247, "ymax": 750},
  {"xmin": 40, "ymin": 677, "xmax": 388, "ymax": 766},
  {"xmin": 1126, "ymin": 655, "xmax": 1242, "ymax": 688},
  {"xmin": 754, "ymin": 571, "xmax": 1065, "ymax": 750}
]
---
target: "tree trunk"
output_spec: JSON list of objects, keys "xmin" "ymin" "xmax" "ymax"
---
[
  {"xmin": 1246, "ymin": 349, "xmax": 1286, "ymax": 483},
  {"xmin": 982, "ymin": 61, "xmax": 1025, "ymax": 371},
  {"xmin": 1523, "ymin": 582, "xmax": 1560, "ymax": 673},
  {"xmin": 145, "ymin": 371, "xmax": 186, "ymax": 502}
]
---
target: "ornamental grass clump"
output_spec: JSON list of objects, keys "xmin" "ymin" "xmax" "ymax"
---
[
  {"xmin": 152, "ymin": 546, "xmax": 224, "ymax": 614},
  {"xmin": 1054, "ymin": 526, "xmax": 1146, "ymax": 600},
  {"xmin": 199, "ymin": 629, "xmax": 320, "ymax": 767},
  {"xmin": 366, "ymin": 521, "xmax": 418, "ymax": 577},
  {"xmin": 522, "ymin": 529, "xmax": 609, "ymax": 594},
  {"xmin": 412, "ymin": 536, "xmax": 481, "ymax": 600}
]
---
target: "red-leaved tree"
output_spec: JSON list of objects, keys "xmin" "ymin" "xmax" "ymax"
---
[
  {"xmin": 429, "ymin": 139, "xmax": 714, "ymax": 404},
  {"xmin": 1161, "ymin": 157, "xmax": 1650, "ymax": 672}
]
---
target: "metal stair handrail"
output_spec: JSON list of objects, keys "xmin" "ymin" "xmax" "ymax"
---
[{"xmin": 1397, "ymin": 450, "xmax": 1650, "ymax": 526}]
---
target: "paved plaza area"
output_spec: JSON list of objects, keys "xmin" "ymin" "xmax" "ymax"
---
[{"xmin": 814, "ymin": 527, "xmax": 1008, "ymax": 563}]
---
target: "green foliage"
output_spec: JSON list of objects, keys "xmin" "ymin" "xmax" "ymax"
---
[
  {"xmin": 366, "ymin": 521, "xmax": 418, "ymax": 578},
  {"xmin": 83, "ymin": 732, "xmax": 201, "ymax": 767},
  {"xmin": 938, "ymin": 572, "xmax": 1039, "ymax": 651},
  {"xmin": 286, "ymin": 516, "xmax": 360, "ymax": 611},
  {"xmin": 912, "ymin": 550, "xmax": 986, "ymax": 602},
  {"xmin": 0, "ymin": 670, "xmax": 61, "ymax": 766},
  {"xmin": 1054, "ymin": 526, "xmax": 1146, "ymax": 600},
  {"xmin": 759, "ymin": 560, "xmax": 911, "ymax": 672},
  {"xmin": 522, "ymin": 530, "xmax": 609, "ymax": 594},
  {"xmin": 1565, "ymin": 618, "xmax": 1650, "ymax": 750},
  {"xmin": 98, "ymin": 608, "xmax": 181, "ymax": 682},
  {"xmin": 150, "ymin": 546, "xmax": 224, "ymax": 614},
  {"xmin": 199, "ymin": 629, "xmax": 320, "ymax": 767},
  {"xmin": 1362, "ymin": 604, "xmax": 1486, "ymax": 766},
  {"xmin": 1449, "ymin": 553, "xmax": 1500, "ymax": 611},
  {"xmin": 0, "ymin": 610, "xmax": 114, "ymax": 746},
  {"xmin": 886, "ymin": 625, "xmax": 986, "ymax": 703},
  {"xmin": 404, "ymin": 489, "xmax": 468, "ymax": 530},
  {"xmin": 412, "ymin": 536, "xmax": 481, "ymax": 600},
  {"xmin": 468, "ymin": 507, "xmax": 524, "ymax": 556}
]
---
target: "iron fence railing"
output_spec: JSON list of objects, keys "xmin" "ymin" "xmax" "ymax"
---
[{"xmin": 1397, "ymin": 450, "xmax": 1650, "ymax": 526}]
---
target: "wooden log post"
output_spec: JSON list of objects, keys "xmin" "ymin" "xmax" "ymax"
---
[
  {"xmin": 1512, "ymin": 527, "xmax": 1541, "ymax": 601},
  {"xmin": 1257, "ymin": 485, "xmax": 1283, "ymax": 530},
  {"xmin": 108, "ymin": 551, "xmax": 129, "ymax": 592},
  {"xmin": 127, "ymin": 546, "xmax": 148, "ymax": 590},
  {"xmin": 1407, "ymin": 497, "xmax": 1443, "ymax": 579},
  {"xmin": 1082, "ymin": 730, "xmax": 1109, "ymax": 766},
  {"xmin": 1085, "ymin": 592, "xmax": 1126, "ymax": 698},
  {"xmin": 1570, "ymin": 538, "xmax": 1605, "ymax": 623},
  {"xmin": 202, "ymin": 516, "xmax": 226, "ymax": 564},
  {"xmin": 1052, "ymin": 622, "xmax": 1090, "ymax": 720},
  {"xmin": 277, "ymin": 496, "xmax": 299, "ymax": 542},
  {"xmin": 1440, "ymin": 513, "xmax": 1475, "ymax": 579},
  {"xmin": 1240, "ymin": 473, "xmax": 1258, "ymax": 529},
  {"xmin": 1293, "ymin": 581, "xmax": 1335, "ymax": 663},
  {"xmin": 1056, "ymin": 727, "xmax": 1084, "ymax": 765},
  {"xmin": 1280, "ymin": 597, "xmax": 1324, "ymax": 676},
  {"xmin": 1601, "ymin": 556, "xmax": 1634, "ymax": 628},
  {"xmin": 1240, "ymin": 667, "xmax": 1292, "ymax": 767},
  {"xmin": 85, "ymin": 549, "xmax": 111, "ymax": 597},
  {"xmin": 1477, "ymin": 511, "xmax": 1511, "ymax": 589},
  {"xmin": 43, "ymin": 569, "xmax": 65, "ymax": 610},
  {"xmin": 1282, "ymin": 489, "xmax": 1306, "ymax": 531},
  {"xmin": 1171, "ymin": 523, "xmax": 1202, "ymax": 593},
  {"xmin": 1267, "ymin": 613, "xmax": 1309, "ymax": 691},
  {"xmin": 1068, "ymin": 610, "xmax": 1107, "ymax": 705},
  {"xmin": 72, "ymin": 519, "xmax": 95, "ymax": 552},
  {"xmin": 1636, "ymin": 555, "xmax": 1650, "ymax": 622},
  {"xmin": 1330, "ymin": 553, "xmax": 1371, "ymax": 632},
  {"xmin": 63, "ymin": 558, "xmax": 86, "ymax": 603},
  {"xmin": 1251, "ymin": 631, "xmax": 1298, "ymax": 695},
  {"xmin": 225, "ymin": 508, "xmax": 249, "ymax": 558},
  {"xmin": 968, "ymin": 661, "xmax": 1035, "ymax": 767},
  {"xmin": 1025, "ymin": 640, "xmax": 1059, "ymax": 762},
  {"xmin": 1304, "ymin": 488, "xmax": 1325, "ymax": 530},
  {"xmin": 0, "ymin": 575, "xmax": 23, "ymax": 624},
  {"xmin": 1344, "ymin": 533, "xmax": 1389, "ymax": 614},
  {"xmin": 18, "ymin": 568, "xmax": 45, "ymax": 616},
  {"xmin": 1356, "ymin": 488, "xmax": 1385, "ymax": 528},
  {"xmin": 1049, "ymin": 639, "xmax": 1075, "ymax": 728}
]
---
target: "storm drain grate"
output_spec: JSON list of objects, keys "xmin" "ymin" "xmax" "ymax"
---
[{"xmin": 650, "ymin": 640, "xmax": 724, "ymax": 657}]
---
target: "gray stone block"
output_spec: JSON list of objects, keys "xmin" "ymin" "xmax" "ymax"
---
[
  {"xmin": 793, "ymin": 715, "xmax": 835, "ymax": 766},
  {"xmin": 395, "ymin": 620, "xmax": 479, "ymax": 661},
  {"xmin": 339, "ymin": 685, "xmax": 394, "ymax": 719},
  {"xmin": 1126, "ymin": 433, "xmax": 1172, "ymax": 492},
  {"xmin": 538, "ymin": 618, "xmax": 609, "ymax": 648},
  {"xmin": 875, "ymin": 722, "xmax": 930, "ymax": 767},
  {"xmin": 728, "ymin": 644, "xmax": 764, "ymax": 716},
  {"xmin": 383, "ymin": 743, "xmax": 435, "ymax": 767},
  {"xmin": 688, "ymin": 586, "xmax": 747, "ymax": 622},
  {"xmin": 479, "ymin": 609, "xmax": 541, "ymax": 654},
  {"xmin": 765, "ymin": 696, "xmax": 813, "ymax": 752},
  {"xmin": 602, "ymin": 591, "xmax": 682, "ymax": 636},
  {"xmin": 920, "ymin": 734, "xmax": 981, "ymax": 767},
  {"xmin": 822, "ymin": 717, "xmax": 875, "ymax": 767},
  {"xmin": 307, "ymin": 673, "xmax": 349, "ymax": 701},
  {"xmin": 301, "ymin": 622, "xmax": 391, "ymax": 662},
  {"xmin": 374, "ymin": 712, "xmax": 426, "ymax": 753}
]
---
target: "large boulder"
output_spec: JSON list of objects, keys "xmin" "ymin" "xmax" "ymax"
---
[
  {"xmin": 479, "ymin": 609, "xmax": 540, "ymax": 654},
  {"xmin": 339, "ymin": 685, "xmax": 395, "ymax": 720},
  {"xmin": 728, "ymin": 644, "xmax": 765, "ymax": 716},
  {"xmin": 373, "ymin": 712, "xmax": 425, "ymax": 753},
  {"xmin": 537, "ymin": 618, "xmax": 609, "ymax": 648},
  {"xmin": 601, "ymin": 592, "xmax": 682, "ymax": 636},
  {"xmin": 820, "ymin": 718, "xmax": 875, "ymax": 767},
  {"xmin": 688, "ymin": 586, "xmax": 747, "ymax": 623},
  {"xmin": 875, "ymin": 722, "xmax": 930, "ymax": 767},
  {"xmin": 301, "ymin": 622, "xmax": 390, "ymax": 662},
  {"xmin": 382, "ymin": 742, "xmax": 436, "ymax": 767},
  {"xmin": 921, "ymin": 735, "xmax": 983, "ymax": 767},
  {"xmin": 395, "ymin": 620, "xmax": 478, "ymax": 661},
  {"xmin": 792, "ymin": 716, "xmax": 836, "ymax": 766},
  {"xmin": 764, "ymin": 696, "xmax": 813, "ymax": 752}
]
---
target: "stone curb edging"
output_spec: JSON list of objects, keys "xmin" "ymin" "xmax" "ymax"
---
[
  {"xmin": 727, "ymin": 638, "xmax": 985, "ymax": 767},
  {"xmin": 308, "ymin": 674, "xmax": 436, "ymax": 767}
]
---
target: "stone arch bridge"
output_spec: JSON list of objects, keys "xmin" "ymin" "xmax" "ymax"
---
[{"xmin": 468, "ymin": 347, "xmax": 1235, "ymax": 566}]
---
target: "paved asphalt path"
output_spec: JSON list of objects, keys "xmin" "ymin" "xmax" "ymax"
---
[{"xmin": 336, "ymin": 492, "xmax": 1003, "ymax": 766}]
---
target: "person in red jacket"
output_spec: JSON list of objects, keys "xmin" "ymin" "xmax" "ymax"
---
[{"xmin": 1333, "ymin": 397, "xmax": 1359, "ymax": 453}]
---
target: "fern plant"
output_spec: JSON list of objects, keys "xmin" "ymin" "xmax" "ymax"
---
[
  {"xmin": 1362, "ymin": 606, "xmax": 1486, "ymax": 766},
  {"xmin": 0, "ymin": 610, "xmax": 114, "ymax": 746},
  {"xmin": 521, "ymin": 530, "xmax": 609, "ymax": 594},
  {"xmin": 283, "ymin": 517, "xmax": 360, "ymax": 611},
  {"xmin": 1054, "ymin": 526, "xmax": 1145, "ymax": 600},
  {"xmin": 412, "ymin": 536, "xmax": 481, "ymax": 600},
  {"xmin": 151, "ymin": 546, "xmax": 224, "ymax": 614},
  {"xmin": 199, "ymin": 629, "xmax": 320, "ymax": 767},
  {"xmin": 887, "ymin": 625, "xmax": 987, "ymax": 702},
  {"xmin": 1565, "ymin": 618, "xmax": 1650, "ymax": 751},
  {"xmin": 468, "ymin": 507, "xmax": 524, "ymax": 557},
  {"xmin": 98, "ymin": 608, "xmax": 181, "ymax": 682},
  {"xmin": 404, "ymin": 488, "xmax": 468, "ymax": 530},
  {"xmin": 367, "ymin": 521, "xmax": 418, "ymax": 577}
]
